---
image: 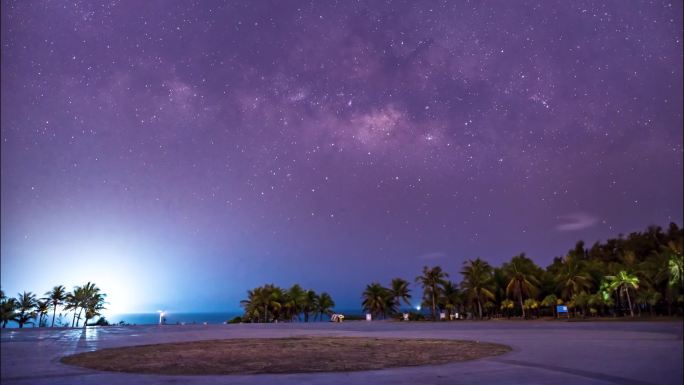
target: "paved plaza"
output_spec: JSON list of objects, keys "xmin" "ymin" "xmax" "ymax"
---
[{"xmin": 1, "ymin": 320, "xmax": 682, "ymax": 385}]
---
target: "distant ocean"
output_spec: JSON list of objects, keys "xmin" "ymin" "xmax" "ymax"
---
[
  {"xmin": 107, "ymin": 310, "xmax": 366, "ymax": 325},
  {"xmin": 107, "ymin": 312, "xmax": 242, "ymax": 325},
  {"xmin": 1, "ymin": 309, "xmax": 368, "ymax": 328},
  {"xmin": 1, "ymin": 313, "xmax": 241, "ymax": 328}
]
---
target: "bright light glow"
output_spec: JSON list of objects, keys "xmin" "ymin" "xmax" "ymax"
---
[
  {"xmin": 416, "ymin": 305, "xmax": 421, "ymax": 311},
  {"xmin": 1, "ymin": 226, "xmax": 166, "ymax": 315}
]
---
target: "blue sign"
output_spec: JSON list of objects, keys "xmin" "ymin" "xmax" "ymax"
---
[{"xmin": 556, "ymin": 305, "xmax": 568, "ymax": 313}]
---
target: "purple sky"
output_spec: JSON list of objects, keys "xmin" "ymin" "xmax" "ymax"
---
[{"xmin": 1, "ymin": 1, "xmax": 682, "ymax": 313}]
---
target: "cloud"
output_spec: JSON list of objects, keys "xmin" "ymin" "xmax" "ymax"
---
[{"xmin": 556, "ymin": 213, "xmax": 599, "ymax": 231}]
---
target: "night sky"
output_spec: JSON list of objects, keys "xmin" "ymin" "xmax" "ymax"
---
[{"xmin": 1, "ymin": 1, "xmax": 682, "ymax": 313}]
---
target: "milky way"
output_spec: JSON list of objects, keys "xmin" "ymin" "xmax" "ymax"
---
[{"xmin": 1, "ymin": 1, "xmax": 682, "ymax": 311}]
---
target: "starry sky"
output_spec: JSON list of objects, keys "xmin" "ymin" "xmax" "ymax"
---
[{"xmin": 1, "ymin": 1, "xmax": 682, "ymax": 313}]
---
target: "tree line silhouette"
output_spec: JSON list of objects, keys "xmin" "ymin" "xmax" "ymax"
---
[
  {"xmin": 361, "ymin": 223, "xmax": 683, "ymax": 320},
  {"xmin": 1, "ymin": 282, "xmax": 106, "ymax": 328},
  {"xmin": 3, "ymin": 223, "xmax": 681, "ymax": 327},
  {"xmin": 239, "ymin": 284, "xmax": 336, "ymax": 322}
]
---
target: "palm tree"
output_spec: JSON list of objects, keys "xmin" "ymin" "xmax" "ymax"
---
[
  {"xmin": 664, "ymin": 241, "xmax": 683, "ymax": 288},
  {"xmin": 643, "ymin": 243, "xmax": 682, "ymax": 316},
  {"xmin": 587, "ymin": 295, "xmax": 600, "ymax": 316},
  {"xmin": 555, "ymin": 255, "xmax": 592, "ymax": 301},
  {"xmin": 505, "ymin": 262, "xmax": 538, "ymax": 319},
  {"xmin": 523, "ymin": 298, "xmax": 539, "ymax": 318},
  {"xmin": 389, "ymin": 278, "xmax": 412, "ymax": 311},
  {"xmin": 636, "ymin": 289, "xmax": 661, "ymax": 317},
  {"xmin": 302, "ymin": 289, "xmax": 318, "ymax": 322},
  {"xmin": 316, "ymin": 292, "xmax": 335, "ymax": 320},
  {"xmin": 619, "ymin": 250, "xmax": 638, "ymax": 270},
  {"xmin": 541, "ymin": 294, "xmax": 559, "ymax": 318},
  {"xmin": 71, "ymin": 286, "xmax": 90, "ymax": 327},
  {"xmin": 362, "ymin": 283, "xmax": 390, "ymax": 319},
  {"xmin": 285, "ymin": 284, "xmax": 306, "ymax": 321},
  {"xmin": 416, "ymin": 266, "xmax": 448, "ymax": 321},
  {"xmin": 45, "ymin": 285, "xmax": 67, "ymax": 327},
  {"xmin": 15, "ymin": 291, "xmax": 37, "ymax": 328},
  {"xmin": 500, "ymin": 299, "xmax": 514, "ymax": 319},
  {"xmin": 571, "ymin": 292, "xmax": 591, "ymax": 317},
  {"xmin": 1, "ymin": 296, "xmax": 18, "ymax": 328},
  {"xmin": 240, "ymin": 289, "xmax": 261, "ymax": 322},
  {"xmin": 440, "ymin": 281, "xmax": 461, "ymax": 319},
  {"xmin": 258, "ymin": 284, "xmax": 283, "ymax": 323},
  {"xmin": 587, "ymin": 293, "xmax": 606, "ymax": 316},
  {"xmin": 460, "ymin": 258, "xmax": 495, "ymax": 319},
  {"xmin": 584, "ymin": 259, "xmax": 609, "ymax": 292},
  {"xmin": 240, "ymin": 284, "xmax": 284, "ymax": 323},
  {"xmin": 64, "ymin": 289, "xmax": 81, "ymax": 327},
  {"xmin": 83, "ymin": 295, "xmax": 106, "ymax": 327},
  {"xmin": 606, "ymin": 271, "xmax": 639, "ymax": 317},
  {"xmin": 80, "ymin": 282, "xmax": 106, "ymax": 328},
  {"xmin": 492, "ymin": 267, "xmax": 509, "ymax": 307},
  {"xmin": 36, "ymin": 300, "xmax": 50, "ymax": 327}
]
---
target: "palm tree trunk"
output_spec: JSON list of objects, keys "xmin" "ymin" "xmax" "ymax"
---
[
  {"xmin": 476, "ymin": 296, "xmax": 482, "ymax": 319},
  {"xmin": 431, "ymin": 289, "xmax": 436, "ymax": 322},
  {"xmin": 625, "ymin": 287, "xmax": 634, "ymax": 317},
  {"xmin": 519, "ymin": 294, "xmax": 525, "ymax": 319},
  {"xmin": 75, "ymin": 308, "xmax": 83, "ymax": 327},
  {"xmin": 51, "ymin": 307, "xmax": 57, "ymax": 327}
]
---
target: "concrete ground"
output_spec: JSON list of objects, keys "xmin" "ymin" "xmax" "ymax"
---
[{"xmin": 1, "ymin": 320, "xmax": 682, "ymax": 385}]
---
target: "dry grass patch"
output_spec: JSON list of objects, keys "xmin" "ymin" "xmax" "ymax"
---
[{"xmin": 61, "ymin": 337, "xmax": 510, "ymax": 375}]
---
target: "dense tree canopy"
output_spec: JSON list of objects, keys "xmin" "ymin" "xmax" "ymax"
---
[
  {"xmin": 0, "ymin": 283, "xmax": 107, "ymax": 328},
  {"xmin": 240, "ymin": 284, "xmax": 336, "ymax": 323},
  {"xmin": 362, "ymin": 223, "xmax": 684, "ymax": 319}
]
